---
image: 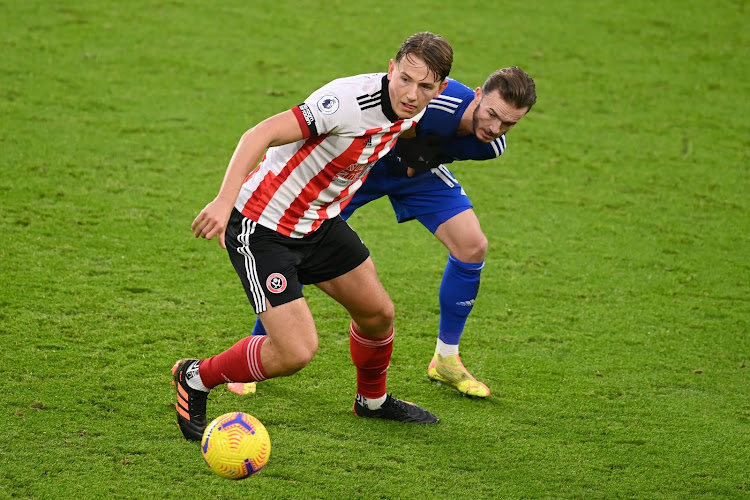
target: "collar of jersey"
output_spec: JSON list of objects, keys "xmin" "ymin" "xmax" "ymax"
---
[{"xmin": 380, "ymin": 75, "xmax": 399, "ymax": 122}]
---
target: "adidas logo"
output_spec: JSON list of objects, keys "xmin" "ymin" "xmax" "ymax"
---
[{"xmin": 456, "ymin": 300, "xmax": 475, "ymax": 307}]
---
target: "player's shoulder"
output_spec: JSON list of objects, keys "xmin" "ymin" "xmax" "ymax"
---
[
  {"xmin": 426, "ymin": 78, "xmax": 474, "ymax": 117},
  {"xmin": 318, "ymin": 73, "xmax": 386, "ymax": 111},
  {"xmin": 443, "ymin": 78, "xmax": 475, "ymax": 98},
  {"xmin": 304, "ymin": 73, "xmax": 389, "ymax": 135}
]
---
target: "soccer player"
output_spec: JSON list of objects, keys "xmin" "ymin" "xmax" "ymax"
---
[
  {"xmin": 172, "ymin": 32, "xmax": 452, "ymax": 441},
  {"xmin": 248, "ymin": 67, "xmax": 537, "ymax": 399}
]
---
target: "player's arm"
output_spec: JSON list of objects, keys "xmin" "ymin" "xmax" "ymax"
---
[
  {"xmin": 442, "ymin": 134, "xmax": 506, "ymax": 162},
  {"xmin": 393, "ymin": 135, "xmax": 447, "ymax": 176},
  {"xmin": 191, "ymin": 110, "xmax": 304, "ymax": 248},
  {"xmin": 399, "ymin": 133, "xmax": 506, "ymax": 176}
]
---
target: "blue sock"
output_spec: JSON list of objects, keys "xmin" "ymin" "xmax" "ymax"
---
[
  {"xmin": 251, "ymin": 317, "xmax": 267, "ymax": 336},
  {"xmin": 438, "ymin": 254, "xmax": 484, "ymax": 345}
]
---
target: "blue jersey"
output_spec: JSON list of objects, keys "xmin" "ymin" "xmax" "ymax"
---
[{"xmin": 341, "ymin": 78, "xmax": 508, "ymax": 233}]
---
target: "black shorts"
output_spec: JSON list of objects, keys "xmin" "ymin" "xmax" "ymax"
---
[{"xmin": 225, "ymin": 209, "xmax": 370, "ymax": 314}]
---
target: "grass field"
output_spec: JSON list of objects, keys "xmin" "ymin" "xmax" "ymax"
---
[{"xmin": 1, "ymin": 0, "xmax": 748, "ymax": 498}]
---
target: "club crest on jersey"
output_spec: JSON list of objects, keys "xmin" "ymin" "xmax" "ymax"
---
[
  {"xmin": 333, "ymin": 162, "xmax": 375, "ymax": 186},
  {"xmin": 317, "ymin": 95, "xmax": 339, "ymax": 115},
  {"xmin": 266, "ymin": 273, "xmax": 287, "ymax": 294}
]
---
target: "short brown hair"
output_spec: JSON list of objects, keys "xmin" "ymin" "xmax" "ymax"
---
[
  {"xmin": 483, "ymin": 66, "xmax": 537, "ymax": 111},
  {"xmin": 395, "ymin": 32, "xmax": 453, "ymax": 82}
]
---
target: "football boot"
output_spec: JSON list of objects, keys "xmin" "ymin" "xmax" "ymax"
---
[
  {"xmin": 427, "ymin": 352, "xmax": 490, "ymax": 398},
  {"xmin": 172, "ymin": 359, "xmax": 209, "ymax": 441},
  {"xmin": 353, "ymin": 394, "xmax": 439, "ymax": 424}
]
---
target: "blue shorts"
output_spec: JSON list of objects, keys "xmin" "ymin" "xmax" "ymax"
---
[{"xmin": 341, "ymin": 162, "xmax": 472, "ymax": 233}]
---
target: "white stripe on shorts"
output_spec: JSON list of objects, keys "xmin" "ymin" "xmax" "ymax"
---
[{"xmin": 237, "ymin": 218, "xmax": 267, "ymax": 313}]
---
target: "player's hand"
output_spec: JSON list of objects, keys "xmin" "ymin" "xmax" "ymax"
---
[
  {"xmin": 191, "ymin": 198, "xmax": 233, "ymax": 249},
  {"xmin": 394, "ymin": 135, "xmax": 444, "ymax": 176}
]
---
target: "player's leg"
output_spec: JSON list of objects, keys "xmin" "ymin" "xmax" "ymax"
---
[
  {"xmin": 250, "ymin": 317, "xmax": 268, "ymax": 336},
  {"xmin": 433, "ymin": 208, "xmax": 488, "ymax": 347},
  {"xmin": 315, "ymin": 258, "xmax": 438, "ymax": 423},
  {"xmin": 316, "ymin": 256, "xmax": 393, "ymax": 404},
  {"xmin": 173, "ymin": 298, "xmax": 318, "ymax": 440},
  {"xmin": 242, "ymin": 284, "xmax": 300, "ymax": 396},
  {"xmin": 393, "ymin": 166, "xmax": 490, "ymax": 397},
  {"xmin": 307, "ymin": 217, "xmax": 437, "ymax": 423},
  {"xmin": 428, "ymin": 208, "xmax": 490, "ymax": 397},
  {"xmin": 203, "ymin": 299, "xmax": 317, "ymax": 379}
]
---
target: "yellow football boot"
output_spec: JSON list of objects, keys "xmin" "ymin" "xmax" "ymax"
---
[
  {"xmin": 427, "ymin": 353, "xmax": 490, "ymax": 398},
  {"xmin": 227, "ymin": 382, "xmax": 257, "ymax": 395}
]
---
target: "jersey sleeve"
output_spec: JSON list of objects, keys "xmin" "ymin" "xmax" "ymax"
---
[
  {"xmin": 439, "ymin": 134, "xmax": 507, "ymax": 163},
  {"xmin": 292, "ymin": 84, "xmax": 361, "ymax": 138}
]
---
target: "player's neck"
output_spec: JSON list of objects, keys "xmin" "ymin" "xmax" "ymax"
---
[{"xmin": 457, "ymin": 100, "xmax": 477, "ymax": 136}]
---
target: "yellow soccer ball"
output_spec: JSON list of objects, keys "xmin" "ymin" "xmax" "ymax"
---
[{"xmin": 201, "ymin": 412, "xmax": 271, "ymax": 479}]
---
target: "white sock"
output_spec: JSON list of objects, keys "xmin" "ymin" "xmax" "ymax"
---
[
  {"xmin": 436, "ymin": 339, "xmax": 459, "ymax": 357},
  {"xmin": 185, "ymin": 361, "xmax": 209, "ymax": 392},
  {"xmin": 358, "ymin": 394, "xmax": 387, "ymax": 410}
]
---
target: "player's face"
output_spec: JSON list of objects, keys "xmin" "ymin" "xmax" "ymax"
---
[
  {"xmin": 387, "ymin": 55, "xmax": 448, "ymax": 119},
  {"xmin": 471, "ymin": 88, "xmax": 529, "ymax": 143}
]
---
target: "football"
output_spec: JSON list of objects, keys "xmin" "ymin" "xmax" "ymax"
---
[{"xmin": 201, "ymin": 412, "xmax": 271, "ymax": 479}]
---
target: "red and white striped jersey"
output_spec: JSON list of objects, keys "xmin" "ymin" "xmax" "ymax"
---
[{"xmin": 235, "ymin": 73, "xmax": 423, "ymax": 238}]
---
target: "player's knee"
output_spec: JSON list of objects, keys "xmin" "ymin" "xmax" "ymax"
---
[
  {"xmin": 378, "ymin": 298, "xmax": 395, "ymax": 327},
  {"xmin": 277, "ymin": 338, "xmax": 318, "ymax": 375},
  {"xmin": 369, "ymin": 300, "xmax": 395, "ymax": 332},
  {"xmin": 454, "ymin": 231, "xmax": 488, "ymax": 263},
  {"xmin": 355, "ymin": 297, "xmax": 394, "ymax": 336}
]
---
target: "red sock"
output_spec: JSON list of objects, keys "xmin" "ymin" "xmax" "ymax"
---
[
  {"xmin": 349, "ymin": 322, "xmax": 394, "ymax": 399},
  {"xmin": 199, "ymin": 335, "xmax": 268, "ymax": 389}
]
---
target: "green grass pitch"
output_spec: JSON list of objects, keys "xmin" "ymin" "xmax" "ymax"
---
[{"xmin": 1, "ymin": 0, "xmax": 748, "ymax": 498}]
